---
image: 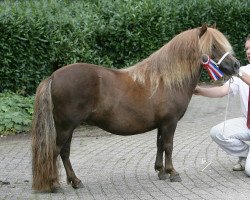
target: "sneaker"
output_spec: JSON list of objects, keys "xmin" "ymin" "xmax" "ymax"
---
[{"xmin": 233, "ymin": 157, "xmax": 246, "ymax": 171}]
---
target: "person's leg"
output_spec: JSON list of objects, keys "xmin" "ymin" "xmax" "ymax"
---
[
  {"xmin": 244, "ymin": 149, "xmax": 250, "ymax": 176},
  {"xmin": 210, "ymin": 117, "xmax": 250, "ymax": 157},
  {"xmin": 210, "ymin": 117, "xmax": 250, "ymax": 172}
]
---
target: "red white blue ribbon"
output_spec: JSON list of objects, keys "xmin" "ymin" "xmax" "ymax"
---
[{"xmin": 202, "ymin": 55, "xmax": 224, "ymax": 81}]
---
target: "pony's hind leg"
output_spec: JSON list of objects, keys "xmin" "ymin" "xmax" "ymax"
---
[
  {"xmin": 51, "ymin": 146, "xmax": 62, "ymax": 193},
  {"xmin": 60, "ymin": 133, "xmax": 84, "ymax": 189}
]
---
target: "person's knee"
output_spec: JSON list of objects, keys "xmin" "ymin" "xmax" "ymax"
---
[{"xmin": 210, "ymin": 126, "xmax": 221, "ymax": 141}]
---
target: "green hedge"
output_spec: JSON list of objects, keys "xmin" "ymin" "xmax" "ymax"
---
[
  {"xmin": 0, "ymin": 0, "xmax": 249, "ymax": 95},
  {"xmin": 0, "ymin": 92, "xmax": 34, "ymax": 134}
]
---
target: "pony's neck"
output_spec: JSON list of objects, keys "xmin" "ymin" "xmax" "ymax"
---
[{"xmin": 124, "ymin": 28, "xmax": 202, "ymax": 93}]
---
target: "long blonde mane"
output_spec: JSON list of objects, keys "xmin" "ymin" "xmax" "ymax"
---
[{"xmin": 123, "ymin": 27, "xmax": 233, "ymax": 92}]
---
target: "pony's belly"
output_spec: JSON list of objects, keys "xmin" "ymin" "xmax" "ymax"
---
[
  {"xmin": 85, "ymin": 117, "xmax": 156, "ymax": 136},
  {"xmin": 98, "ymin": 125, "xmax": 156, "ymax": 136}
]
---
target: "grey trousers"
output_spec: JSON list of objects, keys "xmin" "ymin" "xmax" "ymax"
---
[{"xmin": 210, "ymin": 117, "xmax": 250, "ymax": 176}]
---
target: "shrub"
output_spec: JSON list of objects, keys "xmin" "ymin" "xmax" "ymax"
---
[
  {"xmin": 0, "ymin": 93, "xmax": 34, "ymax": 134},
  {"xmin": 0, "ymin": 0, "xmax": 249, "ymax": 94}
]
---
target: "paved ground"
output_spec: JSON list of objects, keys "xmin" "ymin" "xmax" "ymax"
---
[{"xmin": 1, "ymin": 94, "xmax": 250, "ymax": 200}]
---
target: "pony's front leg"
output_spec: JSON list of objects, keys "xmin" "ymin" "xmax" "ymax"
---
[
  {"xmin": 155, "ymin": 130, "xmax": 168, "ymax": 180},
  {"xmin": 161, "ymin": 123, "xmax": 182, "ymax": 182}
]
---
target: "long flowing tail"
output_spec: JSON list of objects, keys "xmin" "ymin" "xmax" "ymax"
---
[{"xmin": 32, "ymin": 77, "xmax": 58, "ymax": 192}]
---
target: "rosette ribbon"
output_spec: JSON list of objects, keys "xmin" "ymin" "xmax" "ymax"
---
[{"xmin": 202, "ymin": 55, "xmax": 224, "ymax": 81}]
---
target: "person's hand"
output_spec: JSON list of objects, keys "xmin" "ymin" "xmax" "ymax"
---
[{"xmin": 193, "ymin": 86, "xmax": 201, "ymax": 95}]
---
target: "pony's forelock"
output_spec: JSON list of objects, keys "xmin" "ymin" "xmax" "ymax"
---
[{"xmin": 199, "ymin": 28, "xmax": 233, "ymax": 56}]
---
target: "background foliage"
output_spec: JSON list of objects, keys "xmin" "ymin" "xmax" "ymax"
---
[
  {"xmin": 0, "ymin": 0, "xmax": 249, "ymax": 135},
  {"xmin": 0, "ymin": 93, "xmax": 34, "ymax": 134},
  {"xmin": 0, "ymin": 0, "xmax": 249, "ymax": 95}
]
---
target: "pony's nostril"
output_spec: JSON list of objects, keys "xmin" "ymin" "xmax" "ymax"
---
[
  {"xmin": 233, "ymin": 61, "xmax": 241, "ymax": 74},
  {"xmin": 235, "ymin": 60, "xmax": 241, "ymax": 69}
]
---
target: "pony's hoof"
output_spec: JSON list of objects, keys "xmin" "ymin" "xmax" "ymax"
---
[
  {"xmin": 170, "ymin": 173, "xmax": 182, "ymax": 182},
  {"xmin": 158, "ymin": 170, "xmax": 168, "ymax": 180},
  {"xmin": 72, "ymin": 180, "xmax": 84, "ymax": 189},
  {"xmin": 51, "ymin": 186, "xmax": 63, "ymax": 193}
]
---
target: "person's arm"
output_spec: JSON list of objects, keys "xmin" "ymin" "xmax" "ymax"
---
[{"xmin": 194, "ymin": 84, "xmax": 230, "ymax": 98}]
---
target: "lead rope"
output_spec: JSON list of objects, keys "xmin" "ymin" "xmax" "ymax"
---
[
  {"xmin": 202, "ymin": 77, "xmax": 233, "ymax": 172},
  {"xmin": 222, "ymin": 77, "xmax": 233, "ymax": 135}
]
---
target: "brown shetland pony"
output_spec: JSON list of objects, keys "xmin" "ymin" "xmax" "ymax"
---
[{"xmin": 32, "ymin": 25, "xmax": 240, "ymax": 192}]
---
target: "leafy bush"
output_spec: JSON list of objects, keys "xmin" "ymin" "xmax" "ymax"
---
[
  {"xmin": 0, "ymin": 93, "xmax": 34, "ymax": 135},
  {"xmin": 0, "ymin": 0, "xmax": 249, "ymax": 95}
]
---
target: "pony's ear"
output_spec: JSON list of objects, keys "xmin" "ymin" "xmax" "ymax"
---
[
  {"xmin": 199, "ymin": 24, "xmax": 207, "ymax": 38},
  {"xmin": 211, "ymin": 23, "xmax": 216, "ymax": 29}
]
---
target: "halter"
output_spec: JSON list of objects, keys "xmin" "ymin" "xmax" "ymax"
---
[
  {"xmin": 217, "ymin": 51, "xmax": 230, "ymax": 65},
  {"xmin": 202, "ymin": 52, "xmax": 231, "ymax": 81}
]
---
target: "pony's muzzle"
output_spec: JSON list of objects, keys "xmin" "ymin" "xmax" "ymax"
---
[
  {"xmin": 217, "ymin": 56, "xmax": 241, "ymax": 76},
  {"xmin": 233, "ymin": 60, "xmax": 241, "ymax": 75}
]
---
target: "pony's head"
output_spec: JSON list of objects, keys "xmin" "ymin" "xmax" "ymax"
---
[{"xmin": 199, "ymin": 24, "xmax": 240, "ymax": 76}]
